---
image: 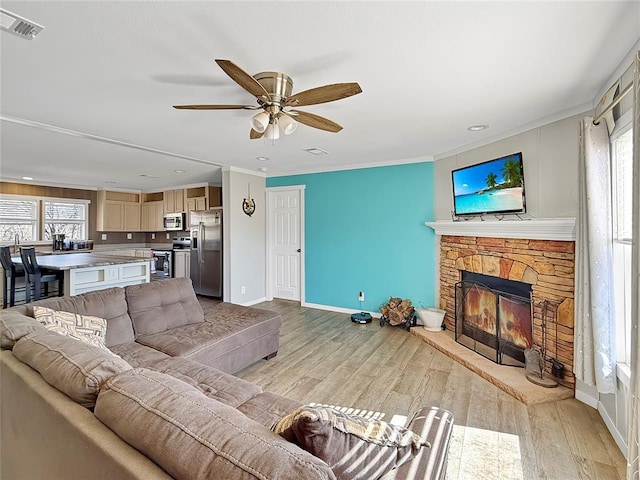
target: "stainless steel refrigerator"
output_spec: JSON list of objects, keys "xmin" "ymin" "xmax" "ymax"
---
[{"xmin": 189, "ymin": 208, "xmax": 222, "ymax": 297}]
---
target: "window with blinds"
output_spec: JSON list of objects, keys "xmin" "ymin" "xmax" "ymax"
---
[{"xmin": 0, "ymin": 198, "xmax": 38, "ymax": 241}]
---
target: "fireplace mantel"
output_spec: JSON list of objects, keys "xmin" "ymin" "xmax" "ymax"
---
[{"xmin": 425, "ymin": 218, "xmax": 576, "ymax": 241}]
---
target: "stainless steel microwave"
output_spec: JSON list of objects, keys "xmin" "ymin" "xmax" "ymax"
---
[{"xmin": 163, "ymin": 213, "xmax": 185, "ymax": 231}]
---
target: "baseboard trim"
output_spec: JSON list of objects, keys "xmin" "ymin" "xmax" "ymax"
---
[
  {"xmin": 575, "ymin": 388, "xmax": 598, "ymax": 409},
  {"xmin": 301, "ymin": 301, "xmax": 381, "ymax": 318},
  {"xmin": 598, "ymin": 401, "xmax": 628, "ymax": 458},
  {"xmin": 241, "ymin": 297, "xmax": 268, "ymax": 307}
]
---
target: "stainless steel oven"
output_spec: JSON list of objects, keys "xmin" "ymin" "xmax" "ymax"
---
[{"xmin": 150, "ymin": 249, "xmax": 173, "ymax": 280}]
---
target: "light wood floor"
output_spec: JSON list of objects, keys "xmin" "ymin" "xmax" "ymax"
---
[{"xmin": 233, "ymin": 299, "xmax": 626, "ymax": 480}]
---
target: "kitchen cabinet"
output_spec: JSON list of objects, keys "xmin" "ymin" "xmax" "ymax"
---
[
  {"xmin": 141, "ymin": 201, "xmax": 164, "ymax": 232},
  {"xmin": 173, "ymin": 250, "xmax": 190, "ymax": 279},
  {"xmin": 186, "ymin": 197, "xmax": 206, "ymax": 224},
  {"xmin": 164, "ymin": 189, "xmax": 185, "ymax": 214},
  {"xmin": 123, "ymin": 203, "xmax": 141, "ymax": 231},
  {"xmin": 185, "ymin": 186, "xmax": 221, "ymax": 225},
  {"xmin": 97, "ymin": 191, "xmax": 141, "ymax": 232}
]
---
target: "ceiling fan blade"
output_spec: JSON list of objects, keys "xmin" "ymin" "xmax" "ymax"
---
[
  {"xmin": 285, "ymin": 83, "xmax": 362, "ymax": 107},
  {"xmin": 250, "ymin": 129, "xmax": 265, "ymax": 139},
  {"xmin": 173, "ymin": 104, "xmax": 257, "ymax": 110},
  {"xmin": 290, "ymin": 110, "xmax": 343, "ymax": 133},
  {"xmin": 215, "ymin": 59, "xmax": 271, "ymax": 101}
]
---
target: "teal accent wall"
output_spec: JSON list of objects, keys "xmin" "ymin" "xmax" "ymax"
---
[{"xmin": 267, "ymin": 162, "xmax": 436, "ymax": 312}]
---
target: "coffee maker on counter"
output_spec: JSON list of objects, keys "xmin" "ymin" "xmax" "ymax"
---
[{"xmin": 52, "ymin": 233, "xmax": 65, "ymax": 251}]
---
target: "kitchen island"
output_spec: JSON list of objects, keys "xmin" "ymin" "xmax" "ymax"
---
[{"xmin": 14, "ymin": 253, "xmax": 151, "ymax": 297}]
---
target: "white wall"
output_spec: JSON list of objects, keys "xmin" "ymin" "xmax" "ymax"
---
[
  {"xmin": 221, "ymin": 168, "xmax": 267, "ymax": 305},
  {"xmin": 434, "ymin": 112, "xmax": 584, "ymax": 220}
]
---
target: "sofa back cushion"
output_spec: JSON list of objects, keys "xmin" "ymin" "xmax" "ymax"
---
[
  {"xmin": 0, "ymin": 308, "xmax": 47, "ymax": 349},
  {"xmin": 125, "ymin": 278, "xmax": 204, "ymax": 336},
  {"xmin": 22, "ymin": 287, "xmax": 134, "ymax": 347},
  {"xmin": 13, "ymin": 330, "xmax": 132, "ymax": 408},
  {"xmin": 95, "ymin": 368, "xmax": 336, "ymax": 480}
]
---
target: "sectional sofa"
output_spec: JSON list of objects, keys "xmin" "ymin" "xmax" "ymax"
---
[{"xmin": 0, "ymin": 277, "xmax": 454, "ymax": 479}]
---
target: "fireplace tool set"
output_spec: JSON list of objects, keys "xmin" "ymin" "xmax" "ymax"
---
[{"xmin": 525, "ymin": 299, "xmax": 563, "ymax": 388}]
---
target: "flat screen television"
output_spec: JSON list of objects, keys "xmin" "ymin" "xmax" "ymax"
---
[{"xmin": 451, "ymin": 152, "xmax": 526, "ymax": 217}]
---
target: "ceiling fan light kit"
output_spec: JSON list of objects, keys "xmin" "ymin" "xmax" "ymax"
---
[
  {"xmin": 265, "ymin": 123, "xmax": 279, "ymax": 140},
  {"xmin": 279, "ymin": 114, "xmax": 298, "ymax": 135},
  {"xmin": 250, "ymin": 111, "xmax": 270, "ymax": 133},
  {"xmin": 173, "ymin": 59, "xmax": 362, "ymax": 141}
]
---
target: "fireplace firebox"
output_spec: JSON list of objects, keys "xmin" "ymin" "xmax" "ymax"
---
[{"xmin": 455, "ymin": 271, "xmax": 532, "ymax": 367}]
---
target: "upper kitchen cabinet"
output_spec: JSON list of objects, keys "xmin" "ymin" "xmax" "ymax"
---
[
  {"xmin": 97, "ymin": 191, "xmax": 141, "ymax": 232},
  {"xmin": 185, "ymin": 186, "xmax": 222, "ymax": 224},
  {"xmin": 141, "ymin": 193, "xmax": 164, "ymax": 232},
  {"xmin": 164, "ymin": 189, "xmax": 185, "ymax": 214}
]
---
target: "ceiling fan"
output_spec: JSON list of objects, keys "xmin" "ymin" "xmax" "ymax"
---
[{"xmin": 173, "ymin": 59, "xmax": 362, "ymax": 140}]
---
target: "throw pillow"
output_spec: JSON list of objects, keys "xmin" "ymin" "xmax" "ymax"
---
[
  {"xmin": 33, "ymin": 306, "xmax": 109, "ymax": 352},
  {"xmin": 272, "ymin": 405, "xmax": 429, "ymax": 480}
]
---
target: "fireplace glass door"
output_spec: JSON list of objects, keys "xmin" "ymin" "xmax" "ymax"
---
[{"xmin": 455, "ymin": 276, "xmax": 532, "ymax": 367}]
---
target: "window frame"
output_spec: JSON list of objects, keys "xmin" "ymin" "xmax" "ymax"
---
[
  {"xmin": 0, "ymin": 194, "xmax": 90, "ymax": 244},
  {"xmin": 0, "ymin": 194, "xmax": 40, "ymax": 242},
  {"xmin": 43, "ymin": 199, "xmax": 88, "ymax": 241},
  {"xmin": 610, "ymin": 111, "xmax": 633, "ymax": 368}
]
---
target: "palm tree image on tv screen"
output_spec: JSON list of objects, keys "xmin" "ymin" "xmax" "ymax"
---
[{"xmin": 452, "ymin": 153, "xmax": 525, "ymax": 216}]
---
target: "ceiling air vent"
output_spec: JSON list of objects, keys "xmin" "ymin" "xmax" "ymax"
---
[{"xmin": 0, "ymin": 8, "xmax": 44, "ymax": 40}]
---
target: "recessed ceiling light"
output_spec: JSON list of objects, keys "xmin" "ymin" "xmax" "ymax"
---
[
  {"xmin": 174, "ymin": 169, "xmax": 185, "ymax": 173},
  {"xmin": 258, "ymin": 167, "xmax": 268, "ymax": 172},
  {"xmin": 256, "ymin": 156, "xmax": 269, "ymax": 161},
  {"xmin": 467, "ymin": 125, "xmax": 489, "ymax": 131},
  {"xmin": 22, "ymin": 176, "xmax": 33, "ymax": 180},
  {"xmin": 303, "ymin": 147, "xmax": 329, "ymax": 156}
]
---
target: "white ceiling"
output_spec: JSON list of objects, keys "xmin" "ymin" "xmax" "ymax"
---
[{"xmin": 1, "ymin": 1, "xmax": 639, "ymax": 191}]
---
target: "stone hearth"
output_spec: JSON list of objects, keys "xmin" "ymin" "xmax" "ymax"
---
[{"xmin": 411, "ymin": 327, "xmax": 574, "ymax": 404}]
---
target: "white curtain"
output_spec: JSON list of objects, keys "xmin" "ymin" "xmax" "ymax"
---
[
  {"xmin": 574, "ymin": 117, "xmax": 616, "ymax": 394},
  {"xmin": 627, "ymin": 50, "xmax": 640, "ymax": 480}
]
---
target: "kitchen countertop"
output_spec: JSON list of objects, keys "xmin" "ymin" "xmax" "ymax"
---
[{"xmin": 12, "ymin": 253, "xmax": 151, "ymax": 271}]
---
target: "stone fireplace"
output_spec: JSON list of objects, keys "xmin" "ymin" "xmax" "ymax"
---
[
  {"xmin": 419, "ymin": 218, "xmax": 575, "ymax": 394},
  {"xmin": 437, "ymin": 232, "xmax": 575, "ymax": 389}
]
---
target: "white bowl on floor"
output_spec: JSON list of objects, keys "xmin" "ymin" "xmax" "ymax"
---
[{"xmin": 416, "ymin": 308, "xmax": 446, "ymax": 332}]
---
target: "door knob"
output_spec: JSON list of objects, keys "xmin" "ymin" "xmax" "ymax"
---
[{"xmin": 296, "ymin": 249, "xmax": 301, "ymax": 253}]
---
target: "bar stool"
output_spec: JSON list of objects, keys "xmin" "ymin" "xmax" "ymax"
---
[
  {"xmin": 0, "ymin": 246, "xmax": 25, "ymax": 308},
  {"xmin": 19, "ymin": 247, "xmax": 64, "ymax": 303}
]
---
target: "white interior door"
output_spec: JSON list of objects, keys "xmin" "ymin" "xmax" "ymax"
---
[{"xmin": 268, "ymin": 187, "xmax": 303, "ymax": 301}]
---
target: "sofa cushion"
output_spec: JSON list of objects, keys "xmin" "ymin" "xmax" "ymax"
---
[
  {"xmin": 109, "ymin": 341, "xmax": 171, "ymax": 367},
  {"xmin": 272, "ymin": 405, "xmax": 427, "ymax": 480},
  {"xmin": 237, "ymin": 391, "xmax": 303, "ymax": 428},
  {"xmin": 19, "ymin": 287, "xmax": 135, "ymax": 347},
  {"xmin": 95, "ymin": 368, "xmax": 336, "ymax": 480},
  {"xmin": 13, "ymin": 331, "xmax": 132, "ymax": 408},
  {"xmin": 135, "ymin": 303, "xmax": 280, "ymax": 372},
  {"xmin": 0, "ymin": 308, "xmax": 47, "ymax": 350},
  {"xmin": 125, "ymin": 278, "xmax": 203, "ymax": 336},
  {"xmin": 33, "ymin": 306, "xmax": 110, "ymax": 352},
  {"xmin": 148, "ymin": 357, "xmax": 263, "ymax": 408}
]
